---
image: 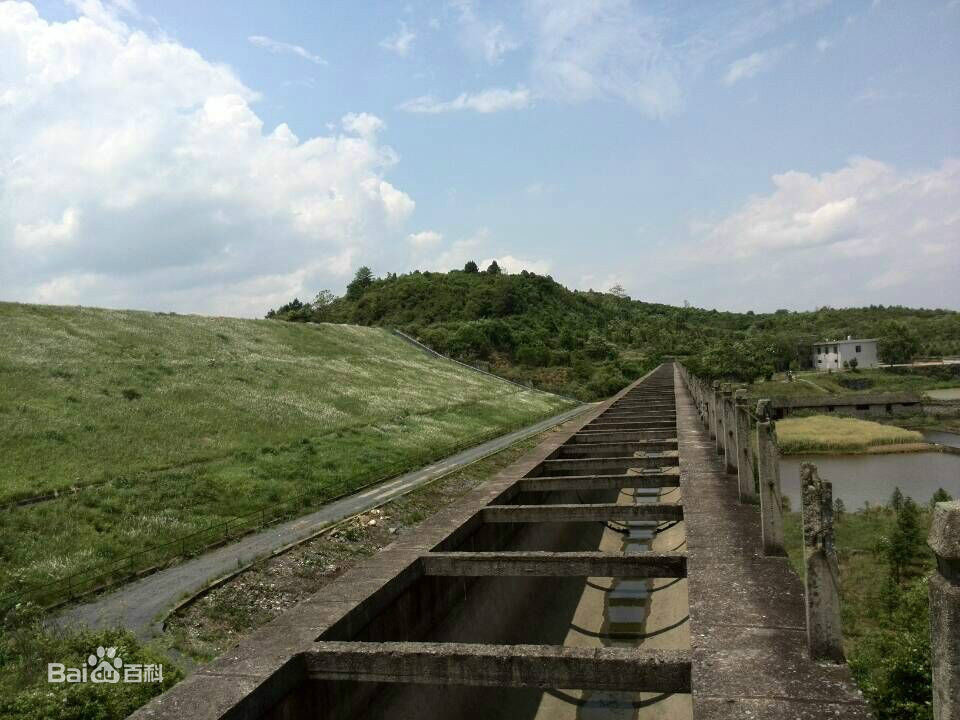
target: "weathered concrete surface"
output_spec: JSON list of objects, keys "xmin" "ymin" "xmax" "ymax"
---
[
  {"xmin": 480, "ymin": 502, "xmax": 683, "ymax": 523},
  {"xmin": 929, "ymin": 500, "xmax": 960, "ymax": 720},
  {"xmin": 734, "ymin": 390, "xmax": 756, "ymax": 502},
  {"xmin": 304, "ymin": 642, "xmax": 691, "ymax": 692},
  {"xmin": 554, "ymin": 439, "xmax": 678, "ymax": 457},
  {"xmin": 419, "ymin": 551, "xmax": 687, "ymax": 578},
  {"xmin": 800, "ymin": 462, "xmax": 844, "ymax": 663},
  {"xmin": 756, "ymin": 418, "xmax": 786, "ymax": 557},
  {"xmin": 674, "ymin": 367, "xmax": 871, "ymax": 719},
  {"xmin": 536, "ymin": 453, "xmax": 679, "ymax": 475},
  {"xmin": 769, "ymin": 391, "xmax": 922, "ymax": 418},
  {"xmin": 516, "ymin": 470, "xmax": 680, "ymax": 492}
]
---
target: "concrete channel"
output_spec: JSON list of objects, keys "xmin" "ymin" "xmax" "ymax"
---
[{"xmin": 134, "ymin": 364, "xmax": 689, "ymax": 720}]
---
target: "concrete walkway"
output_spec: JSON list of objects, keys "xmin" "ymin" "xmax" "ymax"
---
[
  {"xmin": 673, "ymin": 367, "xmax": 872, "ymax": 718},
  {"xmin": 58, "ymin": 404, "xmax": 590, "ymax": 640}
]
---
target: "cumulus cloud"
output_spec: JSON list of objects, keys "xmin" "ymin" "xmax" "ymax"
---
[
  {"xmin": 379, "ymin": 21, "xmax": 415, "ymax": 57},
  {"xmin": 407, "ymin": 230, "xmax": 443, "ymax": 247},
  {"xmin": 398, "ymin": 87, "xmax": 531, "ymax": 113},
  {"xmin": 723, "ymin": 46, "xmax": 789, "ymax": 85},
  {"xmin": 687, "ymin": 157, "xmax": 960, "ymax": 308},
  {"xmin": 0, "ymin": 1, "xmax": 414, "ymax": 316},
  {"xmin": 248, "ymin": 35, "xmax": 327, "ymax": 65}
]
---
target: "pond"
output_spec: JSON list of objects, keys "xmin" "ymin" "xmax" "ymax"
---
[
  {"xmin": 924, "ymin": 388, "xmax": 960, "ymax": 400},
  {"xmin": 923, "ymin": 429, "xmax": 960, "ymax": 449},
  {"xmin": 779, "ymin": 450, "xmax": 960, "ymax": 510}
]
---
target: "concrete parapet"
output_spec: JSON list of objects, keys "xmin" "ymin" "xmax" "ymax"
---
[
  {"xmin": 734, "ymin": 389, "xmax": 756, "ymax": 502},
  {"xmin": 756, "ymin": 407, "xmax": 786, "ymax": 557},
  {"xmin": 721, "ymin": 384, "xmax": 737, "ymax": 474},
  {"xmin": 712, "ymin": 380, "xmax": 723, "ymax": 455},
  {"xmin": 800, "ymin": 463, "xmax": 844, "ymax": 663},
  {"xmin": 929, "ymin": 500, "xmax": 960, "ymax": 720}
]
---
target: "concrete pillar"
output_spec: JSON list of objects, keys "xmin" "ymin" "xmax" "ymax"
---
[
  {"xmin": 734, "ymin": 390, "xmax": 756, "ymax": 502},
  {"xmin": 721, "ymin": 384, "xmax": 737, "ymax": 474},
  {"xmin": 800, "ymin": 462, "xmax": 844, "ymax": 663},
  {"xmin": 712, "ymin": 381, "xmax": 723, "ymax": 454},
  {"xmin": 929, "ymin": 500, "xmax": 960, "ymax": 720},
  {"xmin": 756, "ymin": 400, "xmax": 785, "ymax": 556}
]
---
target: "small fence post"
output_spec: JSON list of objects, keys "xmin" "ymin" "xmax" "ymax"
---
[
  {"xmin": 721, "ymin": 384, "xmax": 737, "ymax": 474},
  {"xmin": 712, "ymin": 381, "xmax": 723, "ymax": 454},
  {"xmin": 734, "ymin": 389, "xmax": 756, "ymax": 502},
  {"xmin": 756, "ymin": 400, "xmax": 786, "ymax": 556},
  {"xmin": 929, "ymin": 500, "xmax": 960, "ymax": 720},
  {"xmin": 800, "ymin": 462, "xmax": 844, "ymax": 662}
]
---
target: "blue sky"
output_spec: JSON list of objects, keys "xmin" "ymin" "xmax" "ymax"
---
[{"xmin": 2, "ymin": 0, "xmax": 958, "ymax": 315}]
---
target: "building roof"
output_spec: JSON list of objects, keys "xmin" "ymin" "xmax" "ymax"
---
[{"xmin": 812, "ymin": 338, "xmax": 878, "ymax": 346}]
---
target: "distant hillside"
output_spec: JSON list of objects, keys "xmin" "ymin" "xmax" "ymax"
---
[
  {"xmin": 0, "ymin": 301, "xmax": 573, "ymax": 603},
  {"xmin": 268, "ymin": 266, "xmax": 960, "ymax": 397}
]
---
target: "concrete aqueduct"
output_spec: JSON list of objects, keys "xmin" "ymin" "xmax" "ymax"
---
[{"xmin": 134, "ymin": 363, "xmax": 873, "ymax": 719}]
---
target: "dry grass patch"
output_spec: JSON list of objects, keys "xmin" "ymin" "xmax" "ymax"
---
[{"xmin": 776, "ymin": 415, "xmax": 925, "ymax": 454}]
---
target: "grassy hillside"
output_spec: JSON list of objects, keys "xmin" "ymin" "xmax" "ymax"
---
[
  {"xmin": 268, "ymin": 268, "xmax": 960, "ymax": 398},
  {"xmin": 0, "ymin": 302, "xmax": 574, "ymax": 605}
]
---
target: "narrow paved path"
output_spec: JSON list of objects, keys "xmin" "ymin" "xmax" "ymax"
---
[{"xmin": 58, "ymin": 404, "xmax": 590, "ymax": 640}]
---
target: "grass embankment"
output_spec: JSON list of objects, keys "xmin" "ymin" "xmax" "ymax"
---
[
  {"xmin": 775, "ymin": 415, "xmax": 926, "ymax": 454},
  {"xmin": 783, "ymin": 502, "xmax": 937, "ymax": 720},
  {"xmin": 0, "ymin": 418, "xmax": 552, "ymax": 720},
  {"xmin": 0, "ymin": 302, "xmax": 575, "ymax": 606}
]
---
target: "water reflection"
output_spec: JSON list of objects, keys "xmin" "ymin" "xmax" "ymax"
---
[{"xmin": 779, "ymin": 451, "xmax": 960, "ymax": 509}]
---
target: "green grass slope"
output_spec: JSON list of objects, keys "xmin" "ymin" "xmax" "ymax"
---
[{"xmin": 0, "ymin": 302, "xmax": 574, "ymax": 604}]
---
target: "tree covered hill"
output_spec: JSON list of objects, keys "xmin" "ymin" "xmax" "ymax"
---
[{"xmin": 267, "ymin": 264, "xmax": 960, "ymax": 399}]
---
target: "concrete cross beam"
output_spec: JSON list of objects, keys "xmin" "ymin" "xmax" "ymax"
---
[
  {"xmin": 554, "ymin": 440, "xmax": 678, "ymax": 457},
  {"xmin": 419, "ymin": 551, "xmax": 688, "ymax": 578},
  {"xmin": 304, "ymin": 642, "xmax": 692, "ymax": 693},
  {"xmin": 516, "ymin": 472, "xmax": 681, "ymax": 492},
  {"xmin": 569, "ymin": 429, "xmax": 677, "ymax": 443},
  {"xmin": 480, "ymin": 502, "xmax": 683, "ymax": 523},
  {"xmin": 537, "ymin": 453, "xmax": 680, "ymax": 476}
]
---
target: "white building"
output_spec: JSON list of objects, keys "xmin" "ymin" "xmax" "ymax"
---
[{"xmin": 812, "ymin": 337, "xmax": 879, "ymax": 371}]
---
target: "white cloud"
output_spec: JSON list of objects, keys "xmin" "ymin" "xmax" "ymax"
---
[
  {"xmin": 0, "ymin": 1, "xmax": 414, "ymax": 316},
  {"xmin": 341, "ymin": 112, "xmax": 385, "ymax": 138},
  {"xmin": 687, "ymin": 157, "xmax": 960, "ymax": 308},
  {"xmin": 524, "ymin": 0, "xmax": 825, "ymax": 116},
  {"xmin": 407, "ymin": 230, "xmax": 443, "ymax": 247},
  {"xmin": 248, "ymin": 34, "xmax": 327, "ymax": 65},
  {"xmin": 816, "ymin": 36, "xmax": 833, "ymax": 52},
  {"xmin": 526, "ymin": 0, "xmax": 681, "ymax": 116},
  {"xmin": 451, "ymin": 0, "xmax": 519, "ymax": 65},
  {"xmin": 398, "ymin": 87, "xmax": 531, "ymax": 113},
  {"xmin": 379, "ymin": 21, "xmax": 415, "ymax": 57},
  {"xmin": 723, "ymin": 46, "xmax": 789, "ymax": 85}
]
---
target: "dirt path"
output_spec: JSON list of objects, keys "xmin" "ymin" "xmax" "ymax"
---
[{"xmin": 56, "ymin": 404, "xmax": 590, "ymax": 641}]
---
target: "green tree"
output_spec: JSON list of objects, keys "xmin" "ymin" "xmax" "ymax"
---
[
  {"xmin": 463, "ymin": 260, "xmax": 479, "ymax": 273},
  {"xmin": 486, "ymin": 260, "xmax": 502, "ymax": 275},
  {"xmin": 930, "ymin": 487, "xmax": 953, "ymax": 507},
  {"xmin": 346, "ymin": 266, "xmax": 374, "ymax": 300},
  {"xmin": 879, "ymin": 322, "xmax": 920, "ymax": 364}
]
